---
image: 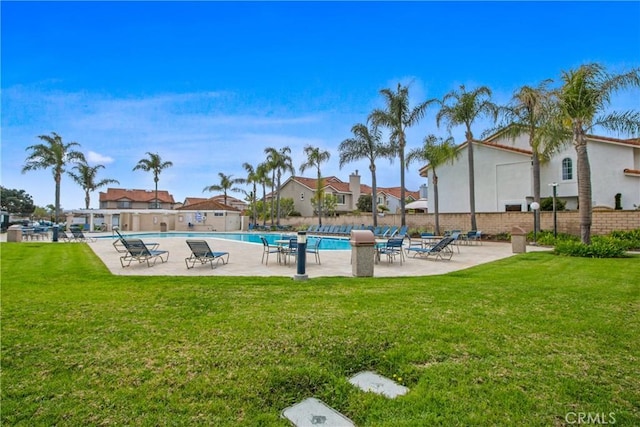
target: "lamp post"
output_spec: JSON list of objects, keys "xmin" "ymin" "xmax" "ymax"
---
[
  {"xmin": 550, "ymin": 182, "xmax": 558, "ymax": 238},
  {"xmin": 530, "ymin": 202, "xmax": 540, "ymax": 244},
  {"xmin": 294, "ymin": 231, "xmax": 308, "ymax": 281}
]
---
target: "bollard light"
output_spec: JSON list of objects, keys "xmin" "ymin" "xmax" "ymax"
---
[
  {"xmin": 294, "ymin": 231, "xmax": 308, "ymax": 281},
  {"xmin": 530, "ymin": 202, "xmax": 540, "ymax": 244}
]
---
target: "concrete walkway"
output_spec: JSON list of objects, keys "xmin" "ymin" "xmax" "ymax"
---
[{"xmin": 61, "ymin": 233, "xmax": 550, "ymax": 278}]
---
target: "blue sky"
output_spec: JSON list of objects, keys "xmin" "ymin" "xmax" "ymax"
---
[{"xmin": 2, "ymin": 1, "xmax": 639, "ymax": 210}]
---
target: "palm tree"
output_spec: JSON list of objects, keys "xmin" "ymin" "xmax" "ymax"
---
[
  {"xmin": 338, "ymin": 121, "xmax": 392, "ymax": 227},
  {"xmin": 242, "ymin": 162, "xmax": 259, "ymax": 226},
  {"xmin": 203, "ymin": 172, "xmax": 244, "ymax": 206},
  {"xmin": 406, "ymin": 135, "xmax": 459, "ymax": 235},
  {"xmin": 436, "ymin": 85, "xmax": 499, "ymax": 231},
  {"xmin": 132, "ymin": 152, "xmax": 173, "ymax": 209},
  {"xmin": 68, "ymin": 162, "xmax": 120, "ymax": 209},
  {"xmin": 370, "ymin": 83, "xmax": 435, "ymax": 227},
  {"xmin": 299, "ymin": 145, "xmax": 331, "ymax": 226},
  {"xmin": 496, "ymin": 80, "xmax": 561, "ymax": 235},
  {"xmin": 22, "ymin": 132, "xmax": 86, "ymax": 223},
  {"xmin": 554, "ymin": 63, "xmax": 640, "ymax": 244},
  {"xmin": 265, "ymin": 146, "xmax": 295, "ymax": 226},
  {"xmin": 256, "ymin": 163, "xmax": 273, "ymax": 227}
]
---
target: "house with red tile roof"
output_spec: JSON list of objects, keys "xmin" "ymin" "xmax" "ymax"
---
[
  {"xmin": 418, "ymin": 129, "xmax": 640, "ymax": 212},
  {"xmin": 182, "ymin": 195, "xmax": 247, "ymax": 212},
  {"xmin": 99, "ymin": 188, "xmax": 176, "ymax": 210},
  {"xmin": 274, "ymin": 171, "xmax": 420, "ymax": 217}
]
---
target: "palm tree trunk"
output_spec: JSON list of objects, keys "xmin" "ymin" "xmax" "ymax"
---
[
  {"xmin": 55, "ymin": 173, "xmax": 61, "ymax": 223},
  {"xmin": 433, "ymin": 171, "xmax": 440, "ymax": 236},
  {"xmin": 317, "ymin": 171, "xmax": 323, "ymax": 227},
  {"xmin": 574, "ymin": 129, "xmax": 592, "ymax": 244},
  {"xmin": 270, "ymin": 174, "xmax": 275, "ymax": 227},
  {"xmin": 276, "ymin": 171, "xmax": 282, "ymax": 226},
  {"xmin": 399, "ymin": 140, "xmax": 406, "ymax": 227},
  {"xmin": 370, "ymin": 164, "xmax": 377, "ymax": 228},
  {"xmin": 532, "ymin": 151, "xmax": 541, "ymax": 234},
  {"xmin": 262, "ymin": 184, "xmax": 267, "ymax": 227},
  {"xmin": 154, "ymin": 177, "xmax": 159, "ymax": 209},
  {"xmin": 466, "ymin": 134, "xmax": 477, "ymax": 231},
  {"xmin": 85, "ymin": 190, "xmax": 90, "ymax": 210}
]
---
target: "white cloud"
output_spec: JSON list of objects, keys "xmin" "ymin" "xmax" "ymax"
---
[{"xmin": 87, "ymin": 151, "xmax": 114, "ymax": 164}]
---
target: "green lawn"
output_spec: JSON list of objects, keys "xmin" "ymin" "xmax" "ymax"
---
[{"xmin": 1, "ymin": 243, "xmax": 639, "ymax": 426}]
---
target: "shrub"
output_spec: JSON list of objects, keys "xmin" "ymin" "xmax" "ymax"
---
[
  {"xmin": 607, "ymin": 229, "xmax": 640, "ymax": 250},
  {"xmin": 554, "ymin": 238, "xmax": 627, "ymax": 258},
  {"xmin": 540, "ymin": 196, "xmax": 566, "ymax": 211}
]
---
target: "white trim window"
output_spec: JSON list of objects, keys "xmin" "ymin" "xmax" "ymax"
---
[
  {"xmin": 562, "ymin": 158, "xmax": 573, "ymax": 180},
  {"xmin": 336, "ymin": 194, "xmax": 346, "ymax": 204}
]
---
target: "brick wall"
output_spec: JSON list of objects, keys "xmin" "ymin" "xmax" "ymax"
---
[{"xmin": 277, "ymin": 210, "xmax": 639, "ymax": 236}]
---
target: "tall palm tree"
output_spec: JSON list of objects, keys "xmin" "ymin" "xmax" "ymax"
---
[
  {"xmin": 338, "ymin": 121, "xmax": 392, "ymax": 227},
  {"xmin": 68, "ymin": 162, "xmax": 120, "ymax": 209},
  {"xmin": 497, "ymin": 80, "xmax": 561, "ymax": 235},
  {"xmin": 265, "ymin": 146, "xmax": 295, "ymax": 226},
  {"xmin": 299, "ymin": 145, "xmax": 331, "ymax": 226},
  {"xmin": 406, "ymin": 135, "xmax": 459, "ymax": 235},
  {"xmin": 242, "ymin": 162, "xmax": 259, "ymax": 226},
  {"xmin": 132, "ymin": 152, "xmax": 173, "ymax": 209},
  {"xmin": 370, "ymin": 83, "xmax": 435, "ymax": 227},
  {"xmin": 203, "ymin": 172, "xmax": 244, "ymax": 206},
  {"xmin": 553, "ymin": 63, "xmax": 640, "ymax": 244},
  {"xmin": 22, "ymin": 132, "xmax": 86, "ymax": 223},
  {"xmin": 255, "ymin": 163, "xmax": 273, "ymax": 226},
  {"xmin": 436, "ymin": 85, "xmax": 499, "ymax": 231}
]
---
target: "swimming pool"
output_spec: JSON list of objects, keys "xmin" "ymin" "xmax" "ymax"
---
[{"xmin": 100, "ymin": 232, "xmax": 351, "ymax": 250}]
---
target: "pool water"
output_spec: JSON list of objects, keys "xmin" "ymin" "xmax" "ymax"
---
[{"xmin": 100, "ymin": 232, "xmax": 351, "ymax": 250}]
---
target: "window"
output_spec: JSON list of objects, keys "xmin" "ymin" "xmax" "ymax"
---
[
  {"xmin": 505, "ymin": 204, "xmax": 522, "ymax": 212},
  {"xmin": 117, "ymin": 201, "xmax": 131, "ymax": 209},
  {"xmin": 562, "ymin": 158, "xmax": 573, "ymax": 180},
  {"xmin": 336, "ymin": 194, "xmax": 345, "ymax": 204}
]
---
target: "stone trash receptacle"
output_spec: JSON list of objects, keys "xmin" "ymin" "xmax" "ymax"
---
[
  {"xmin": 7, "ymin": 225, "xmax": 23, "ymax": 242},
  {"xmin": 511, "ymin": 226, "xmax": 527, "ymax": 253},
  {"xmin": 350, "ymin": 229, "xmax": 376, "ymax": 277}
]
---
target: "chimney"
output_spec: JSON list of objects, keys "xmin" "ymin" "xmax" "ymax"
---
[
  {"xmin": 349, "ymin": 171, "xmax": 361, "ymax": 209},
  {"xmin": 419, "ymin": 184, "xmax": 428, "ymax": 199}
]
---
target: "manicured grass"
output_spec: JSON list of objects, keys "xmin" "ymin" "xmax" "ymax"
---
[{"xmin": 1, "ymin": 243, "xmax": 639, "ymax": 426}]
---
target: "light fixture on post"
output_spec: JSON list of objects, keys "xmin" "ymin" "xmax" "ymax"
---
[
  {"xmin": 549, "ymin": 182, "xmax": 558, "ymax": 238},
  {"xmin": 294, "ymin": 231, "xmax": 308, "ymax": 281},
  {"xmin": 530, "ymin": 202, "xmax": 540, "ymax": 245}
]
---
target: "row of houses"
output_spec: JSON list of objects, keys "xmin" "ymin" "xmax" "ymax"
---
[{"xmin": 72, "ymin": 129, "xmax": 638, "ymax": 232}]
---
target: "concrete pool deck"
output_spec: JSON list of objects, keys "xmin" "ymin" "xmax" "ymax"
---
[{"xmin": 70, "ymin": 232, "xmax": 550, "ymax": 278}]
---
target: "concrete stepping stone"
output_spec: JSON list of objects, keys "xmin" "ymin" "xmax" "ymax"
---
[
  {"xmin": 348, "ymin": 371, "xmax": 409, "ymax": 398},
  {"xmin": 281, "ymin": 397, "xmax": 355, "ymax": 427}
]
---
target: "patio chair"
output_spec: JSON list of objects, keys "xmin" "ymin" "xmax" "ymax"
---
[
  {"xmin": 112, "ymin": 229, "xmax": 158, "ymax": 253},
  {"xmin": 283, "ymin": 237, "xmax": 298, "ymax": 265},
  {"xmin": 306, "ymin": 237, "xmax": 322, "ymax": 264},
  {"xmin": 71, "ymin": 229, "xmax": 96, "ymax": 242},
  {"xmin": 58, "ymin": 230, "xmax": 73, "ymax": 242},
  {"xmin": 184, "ymin": 240, "xmax": 229, "ymax": 269},
  {"xmin": 377, "ymin": 237, "xmax": 405, "ymax": 265},
  {"xmin": 260, "ymin": 236, "xmax": 281, "ymax": 265},
  {"xmin": 405, "ymin": 237, "xmax": 455, "ymax": 261},
  {"xmin": 120, "ymin": 238, "xmax": 169, "ymax": 268}
]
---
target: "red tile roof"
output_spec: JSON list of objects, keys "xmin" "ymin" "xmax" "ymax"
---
[
  {"xmin": 99, "ymin": 188, "xmax": 175, "ymax": 203},
  {"xmin": 288, "ymin": 176, "xmax": 416, "ymax": 199}
]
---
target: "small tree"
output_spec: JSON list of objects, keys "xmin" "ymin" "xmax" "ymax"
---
[
  {"xmin": 356, "ymin": 194, "xmax": 373, "ymax": 212},
  {"xmin": 0, "ymin": 187, "xmax": 36, "ymax": 215}
]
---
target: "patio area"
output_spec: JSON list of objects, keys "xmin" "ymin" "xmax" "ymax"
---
[{"xmin": 79, "ymin": 233, "xmax": 550, "ymax": 278}]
